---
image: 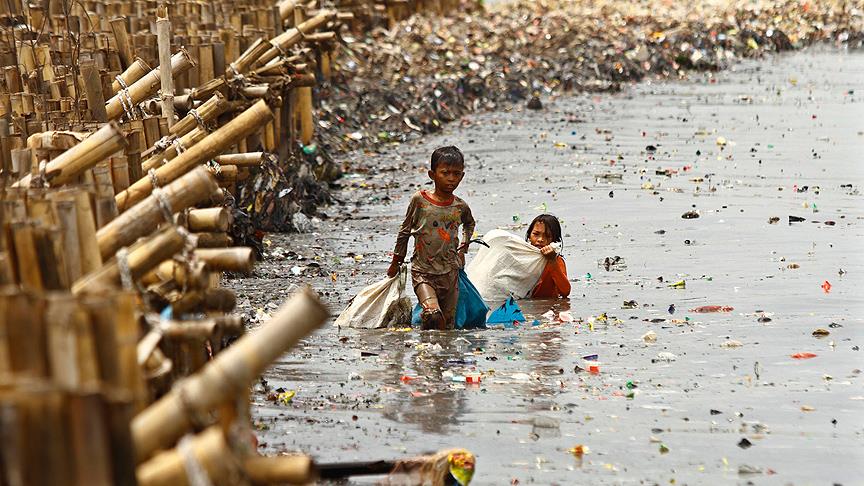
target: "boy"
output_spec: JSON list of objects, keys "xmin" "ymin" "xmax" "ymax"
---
[{"xmin": 387, "ymin": 146, "xmax": 475, "ymax": 330}]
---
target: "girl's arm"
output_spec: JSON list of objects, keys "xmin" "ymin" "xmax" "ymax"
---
[
  {"xmin": 459, "ymin": 204, "xmax": 476, "ymax": 262},
  {"xmin": 550, "ymin": 256, "xmax": 571, "ymax": 297}
]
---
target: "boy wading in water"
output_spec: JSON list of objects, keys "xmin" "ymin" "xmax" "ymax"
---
[{"xmin": 387, "ymin": 146, "xmax": 475, "ymax": 330}]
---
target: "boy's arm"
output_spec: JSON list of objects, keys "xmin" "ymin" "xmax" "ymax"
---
[{"xmin": 390, "ymin": 195, "xmax": 419, "ymax": 267}]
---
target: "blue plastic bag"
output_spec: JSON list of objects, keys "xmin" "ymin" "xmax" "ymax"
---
[
  {"xmin": 485, "ymin": 296, "xmax": 525, "ymax": 329},
  {"xmin": 411, "ymin": 270, "xmax": 488, "ymax": 329}
]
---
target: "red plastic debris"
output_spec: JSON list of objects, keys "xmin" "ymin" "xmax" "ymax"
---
[
  {"xmin": 821, "ymin": 280, "xmax": 831, "ymax": 293},
  {"xmin": 791, "ymin": 353, "xmax": 817, "ymax": 359}
]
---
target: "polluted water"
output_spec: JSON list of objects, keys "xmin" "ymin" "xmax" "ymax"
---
[{"xmin": 230, "ymin": 48, "xmax": 864, "ymax": 484}]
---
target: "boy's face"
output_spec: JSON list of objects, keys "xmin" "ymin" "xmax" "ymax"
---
[{"xmin": 428, "ymin": 162, "xmax": 464, "ymax": 195}]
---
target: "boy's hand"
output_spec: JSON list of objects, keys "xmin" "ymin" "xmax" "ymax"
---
[
  {"xmin": 540, "ymin": 245, "xmax": 557, "ymax": 259},
  {"xmin": 386, "ymin": 260, "xmax": 401, "ymax": 278}
]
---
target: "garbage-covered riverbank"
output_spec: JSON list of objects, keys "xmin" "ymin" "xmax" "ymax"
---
[
  {"xmin": 313, "ymin": 0, "xmax": 862, "ymax": 157},
  {"xmin": 228, "ymin": 46, "xmax": 864, "ymax": 484}
]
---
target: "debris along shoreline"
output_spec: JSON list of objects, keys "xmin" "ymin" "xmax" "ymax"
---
[
  {"xmin": 313, "ymin": 0, "xmax": 863, "ymax": 160},
  {"xmin": 241, "ymin": 46, "xmax": 863, "ymax": 485}
]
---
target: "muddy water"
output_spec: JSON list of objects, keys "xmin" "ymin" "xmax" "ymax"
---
[{"xmin": 236, "ymin": 47, "xmax": 864, "ymax": 484}]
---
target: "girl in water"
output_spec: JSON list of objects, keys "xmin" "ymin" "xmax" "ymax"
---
[{"xmin": 526, "ymin": 214, "xmax": 571, "ymax": 298}]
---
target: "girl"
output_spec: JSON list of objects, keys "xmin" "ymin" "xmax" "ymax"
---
[{"xmin": 526, "ymin": 214, "xmax": 571, "ymax": 299}]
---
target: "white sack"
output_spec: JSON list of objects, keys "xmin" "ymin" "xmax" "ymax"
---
[
  {"xmin": 334, "ymin": 266, "xmax": 412, "ymax": 329},
  {"xmin": 466, "ymin": 229, "xmax": 552, "ymax": 302}
]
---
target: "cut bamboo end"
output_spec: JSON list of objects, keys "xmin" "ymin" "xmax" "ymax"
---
[
  {"xmin": 135, "ymin": 427, "xmax": 243, "ymax": 486},
  {"xmin": 194, "ymin": 247, "xmax": 254, "ymax": 273},
  {"xmin": 213, "ymin": 152, "xmax": 264, "ymax": 167},
  {"xmin": 187, "ymin": 207, "xmax": 231, "ymax": 233},
  {"xmin": 194, "ymin": 232, "xmax": 233, "ymax": 248},
  {"xmin": 243, "ymin": 455, "xmax": 318, "ymax": 484}
]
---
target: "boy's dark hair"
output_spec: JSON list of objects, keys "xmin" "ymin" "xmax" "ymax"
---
[
  {"xmin": 526, "ymin": 214, "xmax": 563, "ymax": 248},
  {"xmin": 430, "ymin": 146, "xmax": 464, "ymax": 170}
]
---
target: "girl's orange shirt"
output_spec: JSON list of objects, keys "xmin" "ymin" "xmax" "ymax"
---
[{"xmin": 531, "ymin": 255, "xmax": 571, "ymax": 298}]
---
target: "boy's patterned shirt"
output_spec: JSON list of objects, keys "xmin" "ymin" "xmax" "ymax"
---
[{"xmin": 394, "ymin": 190, "xmax": 475, "ymax": 275}]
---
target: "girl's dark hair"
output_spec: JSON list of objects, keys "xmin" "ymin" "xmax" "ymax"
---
[{"xmin": 526, "ymin": 214, "xmax": 563, "ymax": 249}]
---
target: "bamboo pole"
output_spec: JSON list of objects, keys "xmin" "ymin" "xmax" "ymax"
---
[
  {"xmin": 72, "ymin": 227, "xmax": 185, "ymax": 295},
  {"xmin": 194, "ymin": 232, "xmax": 232, "ymax": 248},
  {"xmin": 161, "ymin": 315, "xmax": 243, "ymax": 340},
  {"xmin": 115, "ymin": 99, "xmax": 273, "ymax": 212},
  {"xmin": 156, "ymin": 6, "xmax": 174, "ymax": 129},
  {"xmin": 297, "ymin": 87, "xmax": 313, "ymax": 145},
  {"xmin": 213, "ymin": 152, "xmax": 264, "ymax": 167},
  {"xmin": 73, "ymin": 190, "xmax": 103, "ymax": 274},
  {"xmin": 140, "ymin": 126, "xmax": 209, "ymax": 173},
  {"xmin": 186, "ymin": 207, "xmax": 231, "ymax": 232},
  {"xmin": 13, "ymin": 122, "xmax": 127, "ymax": 188},
  {"xmin": 168, "ymin": 93, "xmax": 228, "ymax": 137},
  {"xmin": 170, "ymin": 287, "xmax": 237, "ymax": 314},
  {"xmin": 243, "ymin": 455, "xmax": 317, "ymax": 485},
  {"xmin": 112, "ymin": 58, "xmax": 152, "ymax": 93},
  {"xmin": 97, "ymin": 166, "xmax": 218, "ymax": 259},
  {"xmin": 110, "ymin": 17, "xmax": 134, "ymax": 70},
  {"xmin": 105, "ymin": 49, "xmax": 195, "ymax": 121},
  {"xmin": 111, "ymin": 156, "xmax": 130, "ymax": 193},
  {"xmin": 131, "ymin": 288, "xmax": 328, "ymax": 462},
  {"xmin": 135, "ymin": 427, "xmax": 243, "ymax": 486},
  {"xmin": 211, "ymin": 164, "xmax": 237, "ymax": 186},
  {"xmin": 248, "ymin": 11, "xmax": 336, "ymax": 72},
  {"xmin": 277, "ymin": 0, "xmax": 299, "ymax": 22},
  {"xmin": 192, "ymin": 247, "xmax": 254, "ymax": 273},
  {"xmin": 81, "ymin": 60, "xmax": 108, "ymax": 122},
  {"xmin": 53, "ymin": 198, "xmax": 82, "ymax": 282}
]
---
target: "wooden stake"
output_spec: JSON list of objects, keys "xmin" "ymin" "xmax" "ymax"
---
[
  {"xmin": 110, "ymin": 17, "xmax": 134, "ymax": 70},
  {"xmin": 156, "ymin": 5, "xmax": 174, "ymax": 129},
  {"xmin": 81, "ymin": 60, "xmax": 108, "ymax": 122},
  {"xmin": 297, "ymin": 86, "xmax": 313, "ymax": 145}
]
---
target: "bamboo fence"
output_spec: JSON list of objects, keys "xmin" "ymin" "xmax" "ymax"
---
[{"xmin": 0, "ymin": 0, "xmax": 474, "ymax": 484}]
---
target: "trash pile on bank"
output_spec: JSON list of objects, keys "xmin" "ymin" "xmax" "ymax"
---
[{"xmin": 316, "ymin": 0, "xmax": 863, "ymax": 156}]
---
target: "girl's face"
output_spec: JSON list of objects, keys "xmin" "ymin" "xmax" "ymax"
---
[{"xmin": 529, "ymin": 222, "xmax": 551, "ymax": 248}]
